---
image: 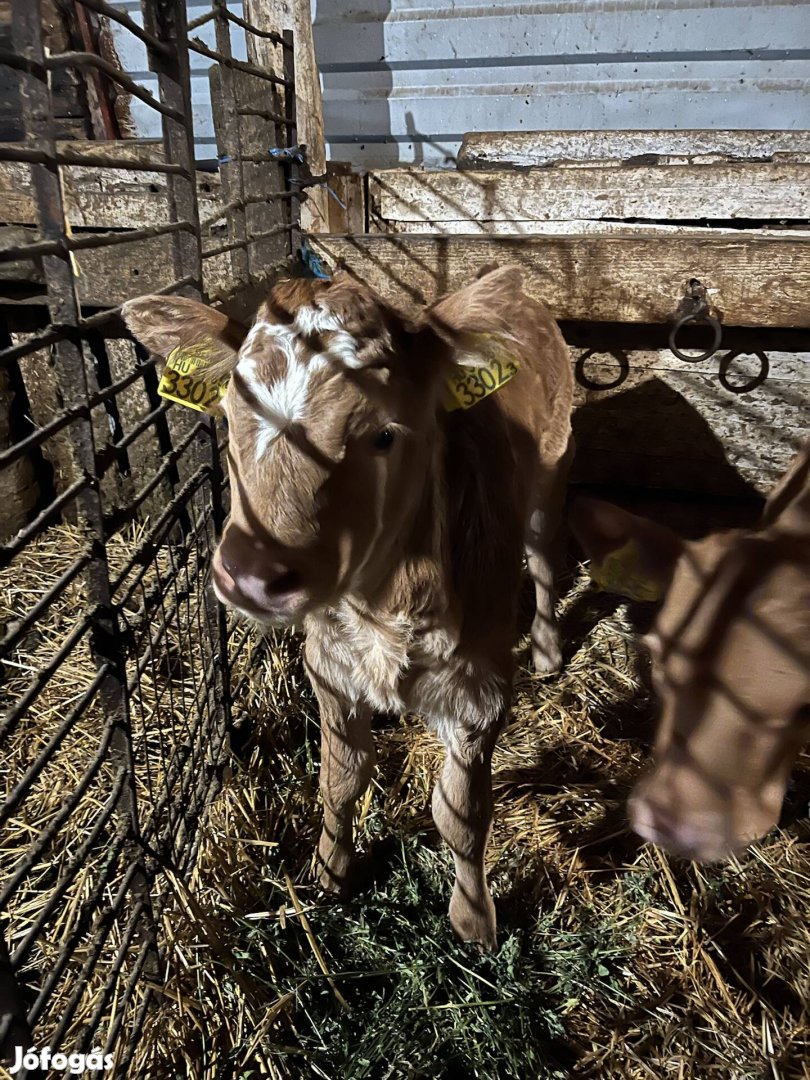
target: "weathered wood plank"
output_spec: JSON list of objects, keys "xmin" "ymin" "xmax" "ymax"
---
[
  {"xmin": 234, "ymin": 70, "xmax": 289, "ymax": 281},
  {"xmin": 371, "ymin": 220, "xmax": 810, "ymax": 237},
  {"xmin": 1, "ymin": 227, "xmax": 232, "ymax": 306},
  {"xmin": 242, "ymin": 0, "xmax": 328, "ymax": 234},
  {"xmin": 459, "ymin": 130, "xmax": 810, "ymax": 170},
  {"xmin": 370, "ymin": 163, "xmax": 810, "ymax": 225},
  {"xmin": 0, "ymin": 145, "xmax": 222, "ymax": 229},
  {"xmin": 0, "ymin": 366, "xmax": 38, "ymax": 540},
  {"xmin": 311, "ymin": 233, "xmax": 810, "ymax": 328},
  {"xmin": 326, "ymin": 163, "xmax": 366, "ymax": 235}
]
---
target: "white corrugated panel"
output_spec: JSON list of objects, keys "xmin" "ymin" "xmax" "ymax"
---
[
  {"xmin": 313, "ymin": 0, "xmax": 810, "ymax": 168},
  {"xmin": 108, "ymin": 1, "xmax": 249, "ymax": 161}
]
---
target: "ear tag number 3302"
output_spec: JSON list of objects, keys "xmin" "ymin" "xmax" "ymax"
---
[
  {"xmin": 444, "ymin": 334, "xmax": 520, "ymax": 412},
  {"xmin": 158, "ymin": 342, "xmax": 229, "ymax": 413}
]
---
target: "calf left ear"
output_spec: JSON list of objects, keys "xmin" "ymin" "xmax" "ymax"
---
[
  {"xmin": 569, "ymin": 497, "xmax": 684, "ymax": 602},
  {"xmin": 121, "ymin": 295, "xmax": 248, "ymax": 375}
]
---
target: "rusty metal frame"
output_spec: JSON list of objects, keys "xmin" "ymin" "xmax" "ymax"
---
[{"xmin": 0, "ymin": 0, "xmax": 300, "ymax": 1072}]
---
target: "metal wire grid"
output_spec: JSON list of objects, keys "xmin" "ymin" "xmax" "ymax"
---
[{"xmin": 0, "ymin": 0, "xmax": 298, "ymax": 1071}]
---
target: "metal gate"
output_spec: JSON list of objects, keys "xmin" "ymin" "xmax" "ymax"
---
[{"xmin": 0, "ymin": 0, "xmax": 298, "ymax": 1072}]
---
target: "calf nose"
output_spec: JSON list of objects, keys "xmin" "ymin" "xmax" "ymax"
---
[
  {"xmin": 220, "ymin": 557, "xmax": 300, "ymax": 603},
  {"xmin": 629, "ymin": 794, "xmax": 731, "ymax": 863},
  {"xmin": 212, "ymin": 529, "xmax": 304, "ymax": 615}
]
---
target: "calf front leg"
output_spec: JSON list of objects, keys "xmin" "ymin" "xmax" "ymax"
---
[
  {"xmin": 308, "ymin": 670, "xmax": 375, "ymax": 894},
  {"xmin": 431, "ymin": 720, "xmax": 502, "ymax": 951}
]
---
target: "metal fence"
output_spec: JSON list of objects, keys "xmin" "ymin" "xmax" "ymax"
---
[{"xmin": 0, "ymin": 0, "xmax": 299, "ymax": 1072}]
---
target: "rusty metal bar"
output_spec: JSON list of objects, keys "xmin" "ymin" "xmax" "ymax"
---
[
  {"xmin": 74, "ymin": 0, "xmax": 174, "ymax": 57},
  {"xmin": 186, "ymin": 7, "xmax": 216, "ymax": 30},
  {"xmin": 237, "ymin": 105, "xmax": 295, "ymax": 126},
  {"xmin": 200, "ymin": 190, "xmax": 302, "ymax": 228},
  {"xmin": 5, "ymin": 2, "xmax": 149, "ymax": 1065},
  {"xmin": 0, "ymin": 554, "xmax": 92, "ymax": 655},
  {"xmin": 0, "ymin": 219, "xmax": 195, "ymax": 263},
  {"xmin": 0, "ymin": 50, "xmax": 186, "ymax": 121},
  {"xmin": 0, "ymin": 144, "xmax": 188, "ymax": 174},
  {"xmin": 189, "ymin": 37, "xmax": 293, "ymax": 87},
  {"xmin": 201, "ymin": 222, "xmax": 293, "ymax": 259},
  {"xmin": 283, "ymin": 29, "xmax": 301, "ymax": 258},
  {"xmin": 0, "ymin": 0, "xmax": 296, "ymax": 1062},
  {"xmin": 212, "ymin": 0, "xmax": 249, "ymax": 284},
  {"xmin": 224, "ymin": 7, "xmax": 290, "ymax": 46}
]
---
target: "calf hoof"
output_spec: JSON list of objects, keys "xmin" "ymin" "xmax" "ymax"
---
[
  {"xmin": 532, "ymin": 641, "xmax": 563, "ymax": 678},
  {"xmin": 315, "ymin": 842, "xmax": 353, "ymax": 896},
  {"xmin": 531, "ymin": 619, "xmax": 562, "ymax": 677},
  {"xmin": 449, "ymin": 885, "xmax": 497, "ymax": 953}
]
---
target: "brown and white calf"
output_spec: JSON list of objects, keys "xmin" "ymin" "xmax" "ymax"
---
[
  {"xmin": 570, "ymin": 439, "xmax": 810, "ymax": 863},
  {"xmin": 124, "ymin": 266, "xmax": 573, "ymax": 948}
]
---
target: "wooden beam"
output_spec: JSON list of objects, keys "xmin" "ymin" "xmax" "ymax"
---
[
  {"xmin": 458, "ymin": 130, "xmax": 810, "ymax": 170},
  {"xmin": 370, "ymin": 164, "xmax": 810, "ymax": 227},
  {"xmin": 325, "ymin": 163, "xmax": 366, "ymax": 234},
  {"xmin": 242, "ymin": 0, "xmax": 328, "ymax": 235},
  {"xmin": 310, "ymin": 232, "xmax": 810, "ymax": 328}
]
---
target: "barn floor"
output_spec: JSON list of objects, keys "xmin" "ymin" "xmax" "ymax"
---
[{"xmin": 142, "ymin": 553, "xmax": 810, "ymax": 1080}]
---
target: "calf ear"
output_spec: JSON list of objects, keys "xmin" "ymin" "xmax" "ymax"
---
[
  {"xmin": 426, "ymin": 265, "xmax": 523, "ymax": 346},
  {"xmin": 569, "ymin": 497, "xmax": 684, "ymax": 602},
  {"xmin": 121, "ymin": 295, "xmax": 247, "ymax": 374}
]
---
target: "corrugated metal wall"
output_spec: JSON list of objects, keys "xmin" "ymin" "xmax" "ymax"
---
[{"xmin": 313, "ymin": 0, "xmax": 810, "ymax": 169}]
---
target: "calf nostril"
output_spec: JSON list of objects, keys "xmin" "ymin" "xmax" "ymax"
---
[
  {"xmin": 267, "ymin": 569, "xmax": 301, "ymax": 596},
  {"xmin": 220, "ymin": 553, "xmax": 240, "ymax": 579}
]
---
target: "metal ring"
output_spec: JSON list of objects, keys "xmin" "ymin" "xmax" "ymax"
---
[
  {"xmin": 668, "ymin": 312, "xmax": 723, "ymax": 364},
  {"xmin": 718, "ymin": 349, "xmax": 770, "ymax": 395},
  {"xmin": 575, "ymin": 349, "xmax": 630, "ymax": 392}
]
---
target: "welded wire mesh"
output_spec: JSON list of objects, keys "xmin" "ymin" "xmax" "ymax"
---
[{"xmin": 0, "ymin": 0, "xmax": 298, "ymax": 1071}]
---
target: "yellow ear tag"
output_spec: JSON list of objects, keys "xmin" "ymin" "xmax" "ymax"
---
[
  {"xmin": 444, "ymin": 332, "xmax": 520, "ymax": 411},
  {"xmin": 589, "ymin": 539, "xmax": 664, "ymax": 602},
  {"xmin": 158, "ymin": 342, "xmax": 230, "ymax": 413}
]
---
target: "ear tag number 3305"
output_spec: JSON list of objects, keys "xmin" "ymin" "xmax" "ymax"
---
[{"xmin": 158, "ymin": 342, "xmax": 229, "ymax": 413}]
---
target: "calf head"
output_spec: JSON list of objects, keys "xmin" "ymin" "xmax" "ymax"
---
[
  {"xmin": 123, "ymin": 268, "xmax": 522, "ymax": 626},
  {"xmin": 570, "ymin": 498, "xmax": 810, "ymax": 862}
]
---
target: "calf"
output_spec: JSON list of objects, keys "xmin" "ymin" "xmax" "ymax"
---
[
  {"xmin": 570, "ymin": 440, "xmax": 810, "ymax": 862},
  {"xmin": 124, "ymin": 266, "xmax": 573, "ymax": 947}
]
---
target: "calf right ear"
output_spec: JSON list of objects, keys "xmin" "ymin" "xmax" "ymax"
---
[
  {"xmin": 121, "ymin": 295, "xmax": 247, "ymax": 374},
  {"xmin": 569, "ymin": 497, "xmax": 684, "ymax": 602}
]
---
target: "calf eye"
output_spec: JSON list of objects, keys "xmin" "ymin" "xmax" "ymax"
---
[{"xmin": 372, "ymin": 427, "xmax": 396, "ymax": 453}]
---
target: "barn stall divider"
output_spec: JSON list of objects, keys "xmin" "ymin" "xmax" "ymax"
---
[{"xmin": 0, "ymin": 0, "xmax": 301, "ymax": 1071}]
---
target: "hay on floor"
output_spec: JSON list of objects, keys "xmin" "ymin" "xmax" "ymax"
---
[{"xmin": 132, "ymin": 564, "xmax": 810, "ymax": 1080}]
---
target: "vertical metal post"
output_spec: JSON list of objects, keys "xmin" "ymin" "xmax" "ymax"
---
[
  {"xmin": 141, "ymin": 0, "xmax": 203, "ymax": 296},
  {"xmin": 212, "ymin": 0, "xmax": 249, "ymax": 287},
  {"xmin": 282, "ymin": 30, "xmax": 301, "ymax": 260}
]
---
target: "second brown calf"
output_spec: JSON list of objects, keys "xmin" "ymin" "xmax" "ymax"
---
[
  {"xmin": 124, "ymin": 266, "xmax": 573, "ymax": 948},
  {"xmin": 571, "ymin": 440, "xmax": 810, "ymax": 863}
]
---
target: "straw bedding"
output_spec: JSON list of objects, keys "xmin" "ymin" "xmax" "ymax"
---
[
  {"xmin": 3, "ymin": 527, "xmax": 809, "ymax": 1079},
  {"xmin": 139, "ymin": 564, "xmax": 810, "ymax": 1079}
]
